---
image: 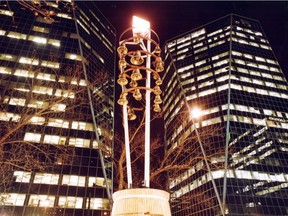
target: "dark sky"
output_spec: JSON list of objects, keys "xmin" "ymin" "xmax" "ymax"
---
[{"xmin": 96, "ymin": 1, "xmax": 288, "ymax": 76}]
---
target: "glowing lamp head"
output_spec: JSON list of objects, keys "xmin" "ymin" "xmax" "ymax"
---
[
  {"xmin": 132, "ymin": 16, "xmax": 150, "ymax": 37},
  {"xmin": 190, "ymin": 108, "xmax": 202, "ymax": 119}
]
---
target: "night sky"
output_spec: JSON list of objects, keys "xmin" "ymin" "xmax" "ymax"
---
[{"xmin": 96, "ymin": 1, "xmax": 288, "ymax": 76}]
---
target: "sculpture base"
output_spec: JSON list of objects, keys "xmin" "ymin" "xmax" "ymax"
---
[{"xmin": 111, "ymin": 188, "xmax": 171, "ymax": 216}]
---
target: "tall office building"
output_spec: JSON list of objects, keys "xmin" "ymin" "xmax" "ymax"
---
[
  {"xmin": 163, "ymin": 14, "xmax": 288, "ymax": 215},
  {"xmin": 0, "ymin": 2, "xmax": 115, "ymax": 216}
]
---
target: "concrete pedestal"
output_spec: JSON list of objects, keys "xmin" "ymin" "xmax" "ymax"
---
[{"xmin": 111, "ymin": 188, "xmax": 171, "ymax": 216}]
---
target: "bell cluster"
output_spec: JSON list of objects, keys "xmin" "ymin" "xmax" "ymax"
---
[{"xmin": 117, "ymin": 30, "xmax": 164, "ymax": 120}]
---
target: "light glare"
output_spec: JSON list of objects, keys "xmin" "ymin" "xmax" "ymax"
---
[
  {"xmin": 190, "ymin": 108, "xmax": 202, "ymax": 119},
  {"xmin": 132, "ymin": 16, "xmax": 150, "ymax": 36}
]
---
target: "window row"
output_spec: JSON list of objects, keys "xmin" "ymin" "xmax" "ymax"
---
[
  {"xmin": 185, "ymin": 82, "xmax": 288, "ymax": 101},
  {"xmin": 0, "ymin": 29, "xmax": 61, "ymax": 46},
  {"xmin": 171, "ymin": 168, "xmax": 288, "ymax": 198},
  {"xmin": 13, "ymin": 171, "xmax": 111, "ymax": 188},
  {"xmin": 2, "ymin": 96, "xmax": 66, "ymax": 112},
  {"xmin": 1, "ymin": 193, "xmax": 109, "ymax": 210},
  {"xmin": 232, "ymin": 37, "xmax": 271, "ymax": 50},
  {"xmin": 0, "ymin": 66, "xmax": 87, "ymax": 86},
  {"xmin": 0, "ymin": 54, "xmax": 60, "ymax": 68},
  {"xmin": 23, "ymin": 132, "xmax": 100, "ymax": 149}
]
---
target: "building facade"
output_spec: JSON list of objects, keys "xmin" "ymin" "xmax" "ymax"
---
[
  {"xmin": 163, "ymin": 14, "xmax": 288, "ymax": 215},
  {"xmin": 0, "ymin": 1, "xmax": 115, "ymax": 216}
]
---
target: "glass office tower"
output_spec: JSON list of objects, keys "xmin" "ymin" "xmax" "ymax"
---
[
  {"xmin": 0, "ymin": 2, "xmax": 115, "ymax": 216},
  {"xmin": 163, "ymin": 14, "xmax": 288, "ymax": 216}
]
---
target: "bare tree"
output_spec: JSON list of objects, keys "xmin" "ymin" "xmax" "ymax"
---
[
  {"xmin": 0, "ymin": 54, "xmax": 110, "ymax": 205},
  {"xmin": 113, "ymin": 110, "xmax": 225, "ymax": 191}
]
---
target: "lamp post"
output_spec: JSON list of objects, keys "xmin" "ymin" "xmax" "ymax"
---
[{"xmin": 112, "ymin": 16, "xmax": 171, "ymax": 216}]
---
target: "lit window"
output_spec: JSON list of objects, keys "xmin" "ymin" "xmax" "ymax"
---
[
  {"xmin": 0, "ymin": 9, "xmax": 13, "ymax": 16},
  {"xmin": 255, "ymin": 56, "xmax": 265, "ymax": 62},
  {"xmin": 56, "ymin": 13, "xmax": 72, "ymax": 19},
  {"xmin": 58, "ymin": 76, "xmax": 66, "ymax": 83},
  {"xmin": 32, "ymin": 26, "xmax": 49, "ymax": 33},
  {"xmin": 54, "ymin": 89, "xmax": 75, "ymax": 98},
  {"xmin": 87, "ymin": 198, "xmax": 110, "ymax": 210},
  {"xmin": 34, "ymin": 173, "xmax": 59, "ymax": 185},
  {"xmin": 77, "ymin": 20, "xmax": 90, "ymax": 34},
  {"xmin": 8, "ymin": 31, "xmax": 27, "ymax": 40},
  {"xmin": 92, "ymin": 140, "xmax": 99, "ymax": 149},
  {"xmin": 48, "ymin": 39, "xmax": 60, "ymax": 47},
  {"xmin": 0, "ymin": 29, "xmax": 6, "ymax": 35},
  {"xmin": 28, "ymin": 100, "xmax": 49, "ymax": 109},
  {"xmin": 0, "ymin": 193, "xmax": 25, "ymax": 206},
  {"xmin": 0, "ymin": 54, "xmax": 16, "ymax": 61},
  {"xmin": 47, "ymin": 118, "xmax": 69, "ymax": 128},
  {"xmin": 41, "ymin": 60, "xmax": 60, "ymax": 69},
  {"xmin": 19, "ymin": 57, "xmax": 39, "ymax": 65},
  {"xmin": 51, "ymin": 103, "xmax": 66, "ymax": 112},
  {"xmin": 65, "ymin": 53, "xmax": 83, "ymax": 61},
  {"xmin": 72, "ymin": 121, "xmax": 94, "ymax": 131},
  {"xmin": 9, "ymin": 97, "xmax": 26, "ymax": 106},
  {"xmin": 0, "ymin": 112, "xmax": 21, "ymax": 122},
  {"xmin": 88, "ymin": 177, "xmax": 109, "ymax": 187},
  {"xmin": 62, "ymin": 175, "xmax": 85, "ymax": 187},
  {"xmin": 28, "ymin": 35, "xmax": 47, "ymax": 44},
  {"xmin": 199, "ymin": 88, "xmax": 216, "ymax": 97},
  {"xmin": 218, "ymin": 84, "xmax": 229, "ymax": 92},
  {"xmin": 198, "ymin": 72, "xmax": 212, "ymax": 81},
  {"xmin": 0, "ymin": 66, "xmax": 11, "ymax": 74},
  {"xmin": 202, "ymin": 117, "xmax": 221, "ymax": 126},
  {"xmin": 14, "ymin": 171, "xmax": 31, "ymax": 183},
  {"xmin": 32, "ymin": 86, "xmax": 53, "ymax": 95},
  {"xmin": 69, "ymin": 138, "xmax": 90, "ymax": 148},
  {"xmin": 71, "ymin": 78, "xmax": 78, "ymax": 85},
  {"xmin": 24, "ymin": 132, "xmax": 42, "ymax": 142},
  {"xmin": 58, "ymin": 196, "xmax": 83, "ymax": 209},
  {"xmin": 253, "ymin": 118, "xmax": 266, "ymax": 126},
  {"xmin": 14, "ymin": 69, "xmax": 34, "ymax": 78},
  {"xmin": 28, "ymin": 195, "xmax": 55, "ymax": 207},
  {"xmin": 44, "ymin": 135, "xmax": 66, "ymax": 145},
  {"xmin": 29, "ymin": 116, "xmax": 45, "ymax": 125},
  {"xmin": 46, "ymin": 2, "xmax": 58, "ymax": 8},
  {"xmin": 256, "ymin": 88, "xmax": 268, "ymax": 95},
  {"xmin": 36, "ymin": 72, "xmax": 56, "ymax": 81}
]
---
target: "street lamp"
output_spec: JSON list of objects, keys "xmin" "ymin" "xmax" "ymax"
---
[{"xmin": 117, "ymin": 16, "xmax": 164, "ymax": 189}]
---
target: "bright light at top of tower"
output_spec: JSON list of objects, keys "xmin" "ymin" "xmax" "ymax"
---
[{"xmin": 132, "ymin": 16, "xmax": 150, "ymax": 36}]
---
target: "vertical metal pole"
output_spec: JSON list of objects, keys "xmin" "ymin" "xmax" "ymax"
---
[
  {"xmin": 123, "ymin": 102, "xmax": 133, "ymax": 188},
  {"xmin": 144, "ymin": 30, "xmax": 151, "ymax": 188}
]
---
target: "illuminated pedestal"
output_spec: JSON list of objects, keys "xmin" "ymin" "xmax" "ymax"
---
[{"xmin": 111, "ymin": 188, "xmax": 171, "ymax": 216}]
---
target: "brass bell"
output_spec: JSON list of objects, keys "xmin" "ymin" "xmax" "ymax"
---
[
  {"xmin": 127, "ymin": 106, "xmax": 137, "ymax": 121},
  {"xmin": 117, "ymin": 73, "xmax": 128, "ymax": 86},
  {"xmin": 154, "ymin": 95, "xmax": 162, "ymax": 104},
  {"xmin": 154, "ymin": 57, "xmax": 164, "ymax": 72},
  {"xmin": 133, "ymin": 33, "xmax": 142, "ymax": 44},
  {"xmin": 117, "ymin": 45, "xmax": 128, "ymax": 56},
  {"xmin": 118, "ymin": 93, "xmax": 128, "ymax": 105},
  {"xmin": 133, "ymin": 89, "xmax": 142, "ymax": 101},
  {"xmin": 119, "ymin": 59, "xmax": 127, "ymax": 69},
  {"xmin": 155, "ymin": 78, "xmax": 162, "ymax": 85},
  {"xmin": 129, "ymin": 80, "xmax": 138, "ymax": 88},
  {"xmin": 154, "ymin": 86, "xmax": 162, "ymax": 95},
  {"xmin": 131, "ymin": 68, "xmax": 142, "ymax": 81},
  {"xmin": 153, "ymin": 104, "xmax": 161, "ymax": 113},
  {"xmin": 130, "ymin": 50, "xmax": 144, "ymax": 65},
  {"xmin": 154, "ymin": 45, "xmax": 161, "ymax": 54}
]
